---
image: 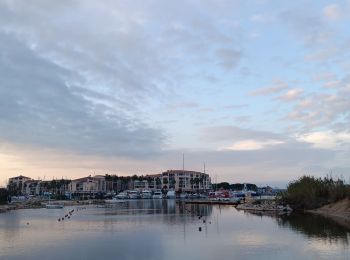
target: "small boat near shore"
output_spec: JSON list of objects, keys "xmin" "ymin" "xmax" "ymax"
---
[{"xmin": 46, "ymin": 203, "xmax": 64, "ymax": 209}]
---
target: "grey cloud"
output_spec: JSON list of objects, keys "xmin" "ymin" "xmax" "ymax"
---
[
  {"xmin": 285, "ymin": 76, "xmax": 350, "ymax": 131},
  {"xmin": 280, "ymin": 8, "xmax": 332, "ymax": 45},
  {"xmin": 200, "ymin": 125, "xmax": 285, "ymax": 143},
  {"xmin": 215, "ymin": 48, "xmax": 243, "ymax": 70},
  {"xmin": 0, "ymin": 32, "xmax": 164, "ymax": 157},
  {"xmin": 158, "ymin": 142, "xmax": 341, "ymax": 185},
  {"xmin": 223, "ymin": 104, "xmax": 249, "ymax": 109},
  {"xmin": 250, "ymin": 80, "xmax": 288, "ymax": 96}
]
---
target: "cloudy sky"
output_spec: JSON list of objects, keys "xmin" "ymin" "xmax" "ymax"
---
[{"xmin": 0, "ymin": 0, "xmax": 349, "ymax": 187}]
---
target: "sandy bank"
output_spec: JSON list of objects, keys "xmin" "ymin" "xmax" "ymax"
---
[{"xmin": 308, "ymin": 198, "xmax": 350, "ymax": 229}]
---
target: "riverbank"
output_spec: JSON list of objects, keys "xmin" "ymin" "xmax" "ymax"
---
[
  {"xmin": 0, "ymin": 200, "xmax": 101, "ymax": 213},
  {"xmin": 307, "ymin": 198, "xmax": 350, "ymax": 229}
]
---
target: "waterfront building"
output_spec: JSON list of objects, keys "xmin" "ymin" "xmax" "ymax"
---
[
  {"xmin": 133, "ymin": 180, "xmax": 148, "ymax": 190},
  {"xmin": 8, "ymin": 175, "xmax": 32, "ymax": 195},
  {"xmin": 145, "ymin": 174, "xmax": 162, "ymax": 191},
  {"xmin": 161, "ymin": 170, "xmax": 211, "ymax": 193},
  {"xmin": 23, "ymin": 180, "xmax": 41, "ymax": 196},
  {"xmin": 69, "ymin": 175, "xmax": 106, "ymax": 196}
]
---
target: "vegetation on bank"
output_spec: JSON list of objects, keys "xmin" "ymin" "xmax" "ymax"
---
[{"xmin": 281, "ymin": 176, "xmax": 350, "ymax": 210}]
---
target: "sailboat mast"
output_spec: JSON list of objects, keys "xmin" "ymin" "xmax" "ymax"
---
[{"xmin": 182, "ymin": 153, "xmax": 184, "ymax": 172}]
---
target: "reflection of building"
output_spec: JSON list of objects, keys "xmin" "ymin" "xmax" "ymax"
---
[{"xmin": 161, "ymin": 170, "xmax": 211, "ymax": 192}]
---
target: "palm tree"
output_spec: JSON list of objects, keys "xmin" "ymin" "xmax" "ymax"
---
[
  {"xmin": 194, "ymin": 177, "xmax": 200, "ymax": 193},
  {"xmin": 190, "ymin": 178, "xmax": 194, "ymax": 193},
  {"xmin": 199, "ymin": 176, "xmax": 205, "ymax": 192},
  {"xmin": 155, "ymin": 177, "xmax": 161, "ymax": 188}
]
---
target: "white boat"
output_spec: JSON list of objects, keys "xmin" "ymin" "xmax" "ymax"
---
[
  {"xmin": 166, "ymin": 189, "xmax": 176, "ymax": 199},
  {"xmin": 105, "ymin": 197, "xmax": 125, "ymax": 203},
  {"xmin": 116, "ymin": 192, "xmax": 128, "ymax": 199},
  {"xmin": 152, "ymin": 190, "xmax": 163, "ymax": 199},
  {"xmin": 179, "ymin": 193, "xmax": 188, "ymax": 199},
  {"xmin": 128, "ymin": 190, "xmax": 141, "ymax": 199},
  {"xmin": 141, "ymin": 190, "xmax": 152, "ymax": 199}
]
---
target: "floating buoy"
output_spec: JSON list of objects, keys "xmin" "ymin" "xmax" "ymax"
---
[
  {"xmin": 199, "ymin": 227, "xmax": 202, "ymax": 232},
  {"xmin": 203, "ymin": 220, "xmax": 206, "ymax": 223}
]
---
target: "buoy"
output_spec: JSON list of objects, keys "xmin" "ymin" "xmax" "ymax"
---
[
  {"xmin": 203, "ymin": 220, "xmax": 206, "ymax": 223},
  {"xmin": 199, "ymin": 227, "xmax": 202, "ymax": 232}
]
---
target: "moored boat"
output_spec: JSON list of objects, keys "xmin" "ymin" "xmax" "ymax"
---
[
  {"xmin": 166, "ymin": 189, "xmax": 175, "ymax": 199},
  {"xmin": 128, "ymin": 190, "xmax": 141, "ymax": 199},
  {"xmin": 141, "ymin": 190, "xmax": 152, "ymax": 199},
  {"xmin": 152, "ymin": 190, "xmax": 163, "ymax": 199},
  {"xmin": 116, "ymin": 192, "xmax": 128, "ymax": 199}
]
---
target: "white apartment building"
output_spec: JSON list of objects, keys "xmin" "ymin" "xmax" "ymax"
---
[
  {"xmin": 161, "ymin": 170, "xmax": 211, "ymax": 192},
  {"xmin": 69, "ymin": 175, "xmax": 106, "ymax": 194}
]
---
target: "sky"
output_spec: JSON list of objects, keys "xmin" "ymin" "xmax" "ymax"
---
[{"xmin": 0, "ymin": 0, "xmax": 350, "ymax": 188}]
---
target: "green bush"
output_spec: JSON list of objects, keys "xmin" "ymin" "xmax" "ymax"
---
[{"xmin": 281, "ymin": 175, "xmax": 350, "ymax": 210}]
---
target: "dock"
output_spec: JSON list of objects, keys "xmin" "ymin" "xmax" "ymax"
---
[{"xmin": 183, "ymin": 200, "xmax": 239, "ymax": 206}]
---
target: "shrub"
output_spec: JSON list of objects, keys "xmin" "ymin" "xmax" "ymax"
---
[{"xmin": 281, "ymin": 175, "xmax": 350, "ymax": 210}]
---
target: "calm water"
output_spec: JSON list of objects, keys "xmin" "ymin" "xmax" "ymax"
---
[{"xmin": 0, "ymin": 200, "xmax": 349, "ymax": 260}]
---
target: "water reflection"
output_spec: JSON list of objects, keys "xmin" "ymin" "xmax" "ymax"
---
[
  {"xmin": 278, "ymin": 213, "xmax": 350, "ymax": 245},
  {"xmin": 0, "ymin": 201, "xmax": 349, "ymax": 260},
  {"xmin": 243, "ymin": 210, "xmax": 350, "ymax": 246}
]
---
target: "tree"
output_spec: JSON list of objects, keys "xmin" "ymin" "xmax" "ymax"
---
[
  {"xmin": 8, "ymin": 183, "xmax": 21, "ymax": 196},
  {"xmin": 155, "ymin": 177, "xmax": 161, "ymax": 187},
  {"xmin": 0, "ymin": 188, "xmax": 9, "ymax": 204}
]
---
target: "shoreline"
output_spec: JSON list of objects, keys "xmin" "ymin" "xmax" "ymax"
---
[
  {"xmin": 0, "ymin": 200, "xmax": 98, "ymax": 213},
  {"xmin": 306, "ymin": 198, "xmax": 350, "ymax": 229}
]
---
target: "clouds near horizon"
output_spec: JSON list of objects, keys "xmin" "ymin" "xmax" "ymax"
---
[{"xmin": 0, "ymin": 0, "xmax": 349, "ymax": 186}]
